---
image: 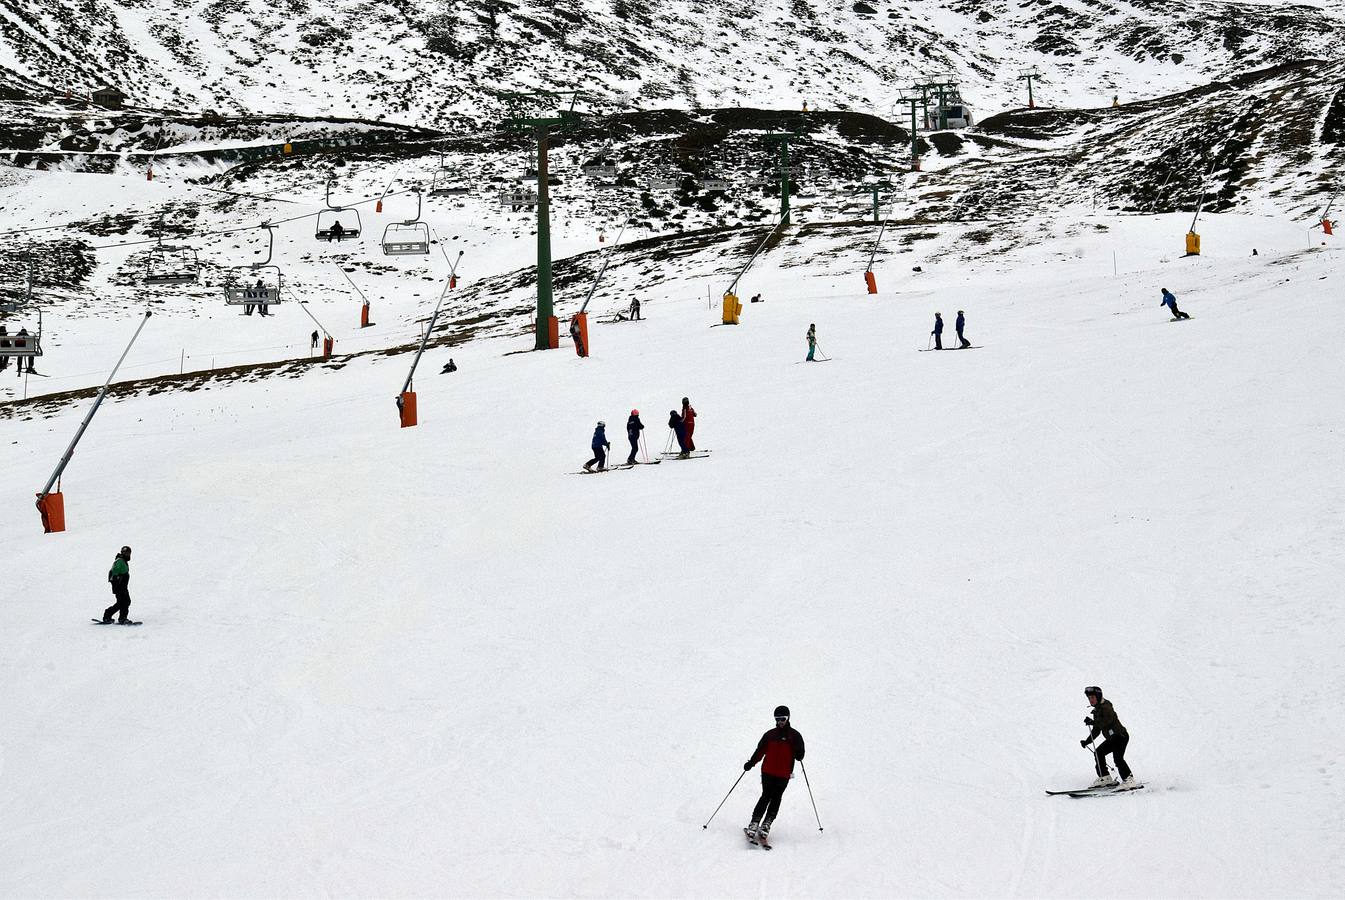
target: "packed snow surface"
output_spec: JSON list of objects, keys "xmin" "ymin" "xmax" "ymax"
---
[{"xmin": 2, "ymin": 213, "xmax": 1343, "ymax": 896}]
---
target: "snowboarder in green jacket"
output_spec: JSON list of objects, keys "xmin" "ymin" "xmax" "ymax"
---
[{"xmin": 102, "ymin": 546, "xmax": 133, "ymax": 624}]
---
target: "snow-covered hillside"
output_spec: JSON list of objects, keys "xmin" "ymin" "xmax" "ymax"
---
[
  {"xmin": 2, "ymin": 213, "xmax": 1343, "ymax": 896},
  {"xmin": 2, "ymin": 0, "xmax": 1343, "ymax": 122}
]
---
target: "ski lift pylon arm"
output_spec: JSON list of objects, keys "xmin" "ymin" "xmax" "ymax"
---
[
  {"xmin": 400, "ymin": 248, "xmax": 463, "ymax": 397},
  {"xmin": 578, "ymin": 210, "xmax": 636, "ymax": 316},
  {"xmin": 37, "ymin": 309, "xmax": 152, "ymax": 503},
  {"xmin": 725, "ymin": 216, "xmax": 789, "ymax": 297}
]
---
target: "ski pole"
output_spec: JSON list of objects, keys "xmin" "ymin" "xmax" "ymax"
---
[
  {"xmin": 799, "ymin": 761, "xmax": 823, "ymax": 832},
  {"xmin": 816, "ymin": 343, "xmax": 830, "ymax": 361},
  {"xmin": 926, "ymin": 333, "xmax": 933, "ymax": 351},
  {"xmin": 702, "ymin": 770, "xmax": 747, "ymax": 829}
]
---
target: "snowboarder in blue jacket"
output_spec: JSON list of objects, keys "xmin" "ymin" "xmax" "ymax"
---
[
  {"xmin": 584, "ymin": 421, "xmax": 611, "ymax": 472},
  {"xmin": 1161, "ymin": 288, "xmax": 1190, "ymax": 320}
]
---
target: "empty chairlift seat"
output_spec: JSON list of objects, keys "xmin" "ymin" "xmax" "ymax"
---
[
  {"xmin": 144, "ymin": 242, "xmax": 201, "ymax": 286},
  {"xmin": 382, "ymin": 221, "xmax": 431, "ymax": 256},
  {"xmin": 499, "ymin": 188, "xmax": 538, "ymax": 210}
]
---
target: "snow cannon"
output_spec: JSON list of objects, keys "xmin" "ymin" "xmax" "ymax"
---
[
  {"xmin": 864, "ymin": 270, "xmax": 878, "ymax": 294},
  {"xmin": 1185, "ymin": 231, "xmax": 1201, "ymax": 256},
  {"xmin": 398, "ymin": 392, "xmax": 418, "ymax": 428},
  {"xmin": 546, "ymin": 316, "xmax": 560, "ymax": 349},
  {"xmin": 283, "ymin": 142, "xmax": 293, "ymax": 155},
  {"xmin": 322, "ymin": 336, "xmax": 334, "ymax": 358},
  {"xmin": 1323, "ymin": 218, "xmax": 1335, "ymax": 237},
  {"xmin": 449, "ymin": 275, "xmax": 457, "ymax": 289},
  {"xmin": 376, "ymin": 199, "xmax": 383, "ymax": 214},
  {"xmin": 360, "ymin": 301, "xmax": 370, "ymax": 328},
  {"xmin": 722, "ymin": 292, "xmax": 742, "ymax": 325},
  {"xmin": 572, "ymin": 312, "xmax": 590, "ymax": 358},
  {"xmin": 36, "ymin": 492, "xmax": 65, "ymax": 534}
]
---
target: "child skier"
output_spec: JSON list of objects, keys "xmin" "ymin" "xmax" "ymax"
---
[
  {"xmin": 1082, "ymin": 685, "xmax": 1139, "ymax": 790},
  {"xmin": 583, "ymin": 421, "xmax": 610, "ymax": 472},
  {"xmin": 743, "ymin": 705, "xmax": 806, "ymax": 844},
  {"xmin": 625, "ymin": 410, "xmax": 644, "ymax": 464}
]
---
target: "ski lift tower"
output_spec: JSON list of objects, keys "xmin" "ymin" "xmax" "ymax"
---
[
  {"xmin": 763, "ymin": 124, "xmax": 803, "ymax": 226},
  {"xmin": 501, "ymin": 89, "xmax": 582, "ymax": 351},
  {"xmin": 895, "ymin": 89, "xmax": 923, "ymax": 171},
  {"xmin": 916, "ymin": 75, "xmax": 964, "ymax": 130}
]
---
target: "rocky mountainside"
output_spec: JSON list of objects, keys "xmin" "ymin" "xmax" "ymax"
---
[{"xmin": 1, "ymin": 0, "xmax": 1342, "ymax": 124}]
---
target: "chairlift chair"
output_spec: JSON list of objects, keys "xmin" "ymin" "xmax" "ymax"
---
[
  {"xmin": 701, "ymin": 177, "xmax": 729, "ymax": 193},
  {"xmin": 144, "ymin": 237, "xmax": 201, "ymax": 286},
  {"xmin": 583, "ymin": 163, "xmax": 617, "ymax": 179},
  {"xmin": 315, "ymin": 178, "xmax": 363, "ymax": 241},
  {"xmin": 499, "ymin": 188, "xmax": 538, "ymax": 211},
  {"xmin": 429, "ymin": 170, "xmax": 471, "ymax": 197},
  {"xmin": 223, "ymin": 223, "xmax": 284, "ymax": 309},
  {"xmin": 648, "ymin": 176, "xmax": 681, "ymax": 191},
  {"xmin": 382, "ymin": 189, "xmax": 431, "ymax": 256}
]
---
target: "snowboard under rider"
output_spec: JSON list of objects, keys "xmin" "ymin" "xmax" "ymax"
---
[
  {"xmin": 583, "ymin": 421, "xmax": 610, "ymax": 472},
  {"xmin": 626, "ymin": 410, "xmax": 644, "ymax": 465},
  {"xmin": 1082, "ymin": 685, "xmax": 1139, "ymax": 789},
  {"xmin": 931, "ymin": 312, "xmax": 944, "ymax": 350},
  {"xmin": 743, "ymin": 705, "xmax": 805, "ymax": 842},
  {"xmin": 1161, "ymin": 288, "xmax": 1190, "ymax": 320},
  {"xmin": 102, "ymin": 546, "xmax": 134, "ymax": 624},
  {"xmin": 956, "ymin": 310, "xmax": 970, "ymax": 349}
]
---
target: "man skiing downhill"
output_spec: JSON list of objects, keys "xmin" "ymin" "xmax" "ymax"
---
[
  {"xmin": 1082, "ymin": 686, "xmax": 1139, "ymax": 790},
  {"xmin": 102, "ymin": 546, "xmax": 134, "ymax": 624},
  {"xmin": 743, "ymin": 706, "xmax": 805, "ymax": 844},
  {"xmin": 625, "ymin": 410, "xmax": 644, "ymax": 464},
  {"xmin": 583, "ymin": 421, "xmax": 610, "ymax": 472},
  {"xmin": 1161, "ymin": 288, "xmax": 1190, "ymax": 320}
]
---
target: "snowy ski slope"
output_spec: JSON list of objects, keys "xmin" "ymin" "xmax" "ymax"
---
[{"xmin": 2, "ymin": 210, "xmax": 1342, "ymax": 896}]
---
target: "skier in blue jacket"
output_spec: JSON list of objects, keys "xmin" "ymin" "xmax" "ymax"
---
[
  {"xmin": 584, "ymin": 421, "xmax": 611, "ymax": 472},
  {"xmin": 1161, "ymin": 288, "xmax": 1190, "ymax": 320}
]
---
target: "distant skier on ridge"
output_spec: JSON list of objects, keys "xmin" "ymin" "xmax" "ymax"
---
[
  {"xmin": 1082, "ymin": 685, "xmax": 1140, "ymax": 790},
  {"xmin": 743, "ymin": 705, "xmax": 805, "ymax": 845},
  {"xmin": 1161, "ymin": 288, "xmax": 1190, "ymax": 320}
]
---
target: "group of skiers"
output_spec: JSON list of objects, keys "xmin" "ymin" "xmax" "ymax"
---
[
  {"xmin": 583, "ymin": 397, "xmax": 696, "ymax": 471},
  {"xmin": 930, "ymin": 311, "xmax": 972, "ymax": 350}
]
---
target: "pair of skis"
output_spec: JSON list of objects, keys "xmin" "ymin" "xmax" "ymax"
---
[
  {"xmin": 1045, "ymin": 782, "xmax": 1145, "ymax": 798},
  {"xmin": 743, "ymin": 826, "xmax": 771, "ymax": 850}
]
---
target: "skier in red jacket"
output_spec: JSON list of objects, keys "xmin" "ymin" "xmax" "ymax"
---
[{"xmin": 743, "ymin": 705, "xmax": 805, "ymax": 842}]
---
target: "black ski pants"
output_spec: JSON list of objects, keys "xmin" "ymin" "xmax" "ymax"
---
[
  {"xmin": 957, "ymin": 328, "xmax": 970, "ymax": 348},
  {"xmin": 586, "ymin": 446, "xmax": 607, "ymax": 470},
  {"xmin": 751, "ymin": 773, "xmax": 790, "ymax": 824},
  {"xmin": 1171, "ymin": 306, "xmax": 1190, "ymax": 319},
  {"xmin": 103, "ymin": 586, "xmax": 132, "ymax": 624},
  {"xmin": 1095, "ymin": 734, "xmax": 1131, "ymax": 780},
  {"xmin": 933, "ymin": 332, "xmax": 943, "ymax": 350},
  {"xmin": 627, "ymin": 435, "xmax": 639, "ymax": 464}
]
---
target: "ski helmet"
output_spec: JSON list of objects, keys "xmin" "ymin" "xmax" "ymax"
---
[
  {"xmin": 631, "ymin": 409, "xmax": 639, "ymax": 416},
  {"xmin": 773, "ymin": 705, "xmax": 790, "ymax": 720},
  {"xmin": 597, "ymin": 420, "xmax": 605, "ymax": 428},
  {"xmin": 1084, "ymin": 686, "xmax": 1103, "ymax": 699},
  {"xmin": 120, "ymin": 545, "xmax": 132, "ymax": 556}
]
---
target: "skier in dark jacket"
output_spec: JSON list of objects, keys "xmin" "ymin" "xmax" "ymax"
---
[
  {"xmin": 102, "ymin": 546, "xmax": 134, "ymax": 624},
  {"xmin": 1082, "ymin": 686, "xmax": 1138, "ymax": 789},
  {"xmin": 669, "ymin": 409, "xmax": 687, "ymax": 455},
  {"xmin": 1161, "ymin": 288, "xmax": 1190, "ymax": 320},
  {"xmin": 806, "ymin": 324, "xmax": 817, "ymax": 362},
  {"xmin": 625, "ymin": 410, "xmax": 644, "ymax": 464},
  {"xmin": 583, "ymin": 421, "xmax": 610, "ymax": 472},
  {"xmin": 956, "ymin": 310, "xmax": 970, "ymax": 348},
  {"xmin": 743, "ymin": 705, "xmax": 805, "ymax": 842},
  {"xmin": 931, "ymin": 312, "xmax": 944, "ymax": 350}
]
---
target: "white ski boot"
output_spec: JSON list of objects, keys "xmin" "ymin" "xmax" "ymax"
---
[
  {"xmin": 1088, "ymin": 774, "xmax": 1118, "ymax": 789},
  {"xmin": 1116, "ymin": 775, "xmax": 1142, "ymax": 791}
]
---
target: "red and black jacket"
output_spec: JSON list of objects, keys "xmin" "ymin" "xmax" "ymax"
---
[{"xmin": 748, "ymin": 725, "xmax": 805, "ymax": 778}]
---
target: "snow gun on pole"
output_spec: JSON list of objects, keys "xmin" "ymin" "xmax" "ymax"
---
[
  {"xmin": 864, "ymin": 202, "xmax": 897, "ymax": 294},
  {"xmin": 35, "ymin": 308, "xmax": 153, "ymax": 533},
  {"xmin": 337, "ymin": 265, "xmax": 374, "ymax": 328},
  {"xmin": 721, "ymin": 216, "xmax": 788, "ymax": 324},
  {"xmin": 568, "ymin": 211, "xmax": 635, "ymax": 358},
  {"xmin": 1320, "ymin": 193, "xmax": 1337, "ymax": 236},
  {"xmin": 396, "ymin": 248, "xmax": 462, "ymax": 427},
  {"xmin": 1184, "ymin": 145, "xmax": 1223, "ymax": 256},
  {"xmin": 296, "ymin": 290, "xmax": 335, "ymax": 359}
]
